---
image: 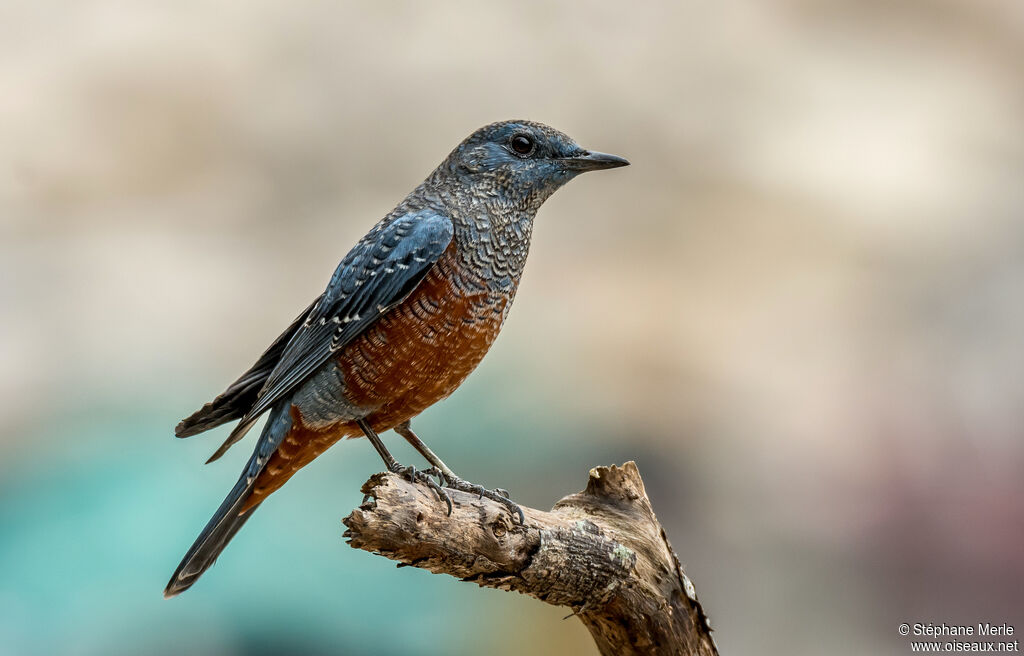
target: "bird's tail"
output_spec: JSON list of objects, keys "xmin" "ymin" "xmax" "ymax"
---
[{"xmin": 163, "ymin": 464, "xmax": 261, "ymax": 598}]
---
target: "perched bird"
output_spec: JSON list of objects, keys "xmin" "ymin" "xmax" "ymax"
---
[{"xmin": 164, "ymin": 120, "xmax": 628, "ymax": 597}]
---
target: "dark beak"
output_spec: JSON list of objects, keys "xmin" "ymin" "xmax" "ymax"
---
[{"xmin": 561, "ymin": 150, "xmax": 630, "ymax": 172}]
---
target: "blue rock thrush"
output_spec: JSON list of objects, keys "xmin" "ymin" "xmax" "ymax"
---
[{"xmin": 164, "ymin": 120, "xmax": 629, "ymax": 597}]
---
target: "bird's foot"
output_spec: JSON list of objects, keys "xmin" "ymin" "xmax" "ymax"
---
[
  {"xmin": 389, "ymin": 463, "xmax": 453, "ymax": 516},
  {"xmin": 440, "ymin": 475, "xmax": 524, "ymax": 524}
]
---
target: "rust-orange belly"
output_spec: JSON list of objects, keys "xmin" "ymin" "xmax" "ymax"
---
[
  {"xmin": 244, "ymin": 246, "xmax": 510, "ymax": 510},
  {"xmin": 338, "ymin": 258, "xmax": 509, "ymax": 430}
]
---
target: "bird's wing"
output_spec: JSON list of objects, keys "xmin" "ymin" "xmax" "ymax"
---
[
  {"xmin": 175, "ymin": 294, "xmax": 323, "ymax": 438},
  {"xmin": 244, "ymin": 210, "xmax": 454, "ymax": 422}
]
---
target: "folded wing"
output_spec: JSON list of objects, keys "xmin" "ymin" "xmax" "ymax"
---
[{"xmin": 199, "ymin": 210, "xmax": 455, "ymax": 462}]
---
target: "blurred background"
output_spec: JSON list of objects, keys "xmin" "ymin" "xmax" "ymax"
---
[{"xmin": 2, "ymin": 1, "xmax": 1022, "ymax": 654}]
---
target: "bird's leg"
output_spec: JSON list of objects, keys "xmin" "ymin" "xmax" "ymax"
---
[
  {"xmin": 356, "ymin": 418, "xmax": 451, "ymax": 514},
  {"xmin": 393, "ymin": 421, "xmax": 457, "ymax": 483},
  {"xmin": 394, "ymin": 421, "xmax": 524, "ymax": 524}
]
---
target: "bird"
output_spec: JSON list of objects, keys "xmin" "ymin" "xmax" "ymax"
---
[{"xmin": 164, "ymin": 120, "xmax": 628, "ymax": 598}]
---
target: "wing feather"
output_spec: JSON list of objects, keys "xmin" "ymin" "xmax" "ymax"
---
[
  {"xmin": 175, "ymin": 294, "xmax": 323, "ymax": 438},
  {"xmin": 242, "ymin": 210, "xmax": 453, "ymax": 423}
]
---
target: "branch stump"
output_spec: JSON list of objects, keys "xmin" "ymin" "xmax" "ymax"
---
[{"xmin": 343, "ymin": 462, "xmax": 717, "ymax": 655}]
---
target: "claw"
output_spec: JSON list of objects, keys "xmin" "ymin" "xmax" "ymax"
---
[
  {"xmin": 401, "ymin": 464, "xmax": 418, "ymax": 482},
  {"xmin": 438, "ymin": 488, "xmax": 453, "ymax": 516},
  {"xmin": 390, "ymin": 464, "xmax": 452, "ymax": 516},
  {"xmin": 384, "ymin": 464, "xmax": 519, "ymax": 522},
  {"xmin": 442, "ymin": 476, "xmax": 525, "ymax": 524},
  {"xmin": 421, "ymin": 466, "xmax": 447, "ymax": 488}
]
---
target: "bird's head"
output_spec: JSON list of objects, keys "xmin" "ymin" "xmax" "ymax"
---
[{"xmin": 442, "ymin": 120, "xmax": 629, "ymax": 209}]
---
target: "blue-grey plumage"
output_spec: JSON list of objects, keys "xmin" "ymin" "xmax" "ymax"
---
[
  {"xmin": 199, "ymin": 212, "xmax": 454, "ymax": 464},
  {"xmin": 165, "ymin": 120, "xmax": 628, "ymax": 598}
]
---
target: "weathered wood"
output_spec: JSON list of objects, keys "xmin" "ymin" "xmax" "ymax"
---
[{"xmin": 342, "ymin": 462, "xmax": 718, "ymax": 656}]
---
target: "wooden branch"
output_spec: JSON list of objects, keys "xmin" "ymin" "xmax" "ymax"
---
[{"xmin": 342, "ymin": 462, "xmax": 718, "ymax": 656}]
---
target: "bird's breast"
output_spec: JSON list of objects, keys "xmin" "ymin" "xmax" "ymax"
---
[{"xmin": 336, "ymin": 242, "xmax": 514, "ymax": 430}]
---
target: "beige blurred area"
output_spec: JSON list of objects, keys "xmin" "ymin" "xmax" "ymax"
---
[{"xmin": 2, "ymin": 1, "xmax": 1023, "ymax": 655}]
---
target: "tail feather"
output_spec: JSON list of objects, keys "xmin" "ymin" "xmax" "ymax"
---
[
  {"xmin": 163, "ymin": 467, "xmax": 260, "ymax": 598},
  {"xmin": 165, "ymin": 401, "xmax": 295, "ymax": 598}
]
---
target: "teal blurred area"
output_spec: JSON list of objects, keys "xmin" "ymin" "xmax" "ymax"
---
[
  {"xmin": 0, "ymin": 379, "xmax": 617, "ymax": 656},
  {"xmin": 2, "ymin": 1, "xmax": 1023, "ymax": 654}
]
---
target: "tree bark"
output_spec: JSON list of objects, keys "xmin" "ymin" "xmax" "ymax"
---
[{"xmin": 342, "ymin": 461, "xmax": 718, "ymax": 656}]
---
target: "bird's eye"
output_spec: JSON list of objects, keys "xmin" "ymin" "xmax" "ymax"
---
[{"xmin": 509, "ymin": 134, "xmax": 535, "ymax": 157}]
